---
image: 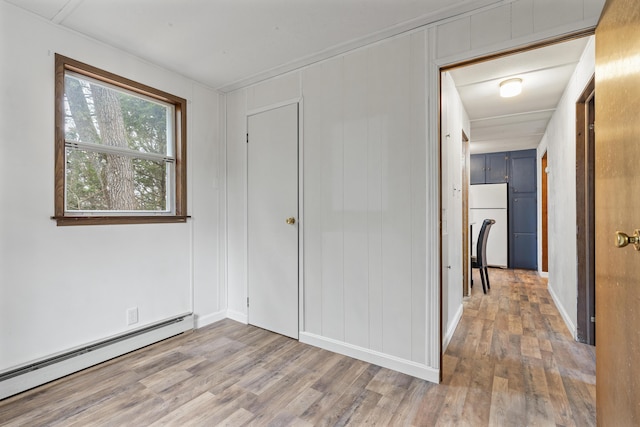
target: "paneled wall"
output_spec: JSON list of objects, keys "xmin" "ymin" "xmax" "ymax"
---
[
  {"xmin": 226, "ymin": 32, "xmax": 432, "ymax": 379},
  {"xmin": 302, "ymin": 34, "xmax": 427, "ymax": 363},
  {"xmin": 226, "ymin": 0, "xmax": 604, "ymax": 383}
]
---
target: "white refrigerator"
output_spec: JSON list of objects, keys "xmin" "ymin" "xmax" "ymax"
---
[{"xmin": 469, "ymin": 183, "xmax": 508, "ymax": 268}]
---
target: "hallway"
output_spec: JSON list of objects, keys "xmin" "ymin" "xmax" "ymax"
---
[{"xmin": 440, "ymin": 268, "xmax": 596, "ymax": 425}]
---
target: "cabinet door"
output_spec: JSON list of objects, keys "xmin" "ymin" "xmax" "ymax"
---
[
  {"xmin": 470, "ymin": 154, "xmax": 486, "ymax": 184},
  {"xmin": 508, "ymin": 149, "xmax": 537, "ymax": 269},
  {"xmin": 512, "ymin": 233, "xmax": 537, "ymax": 269},
  {"xmin": 511, "ymin": 155, "xmax": 537, "ymax": 193},
  {"xmin": 485, "ymin": 152, "xmax": 508, "ymax": 183}
]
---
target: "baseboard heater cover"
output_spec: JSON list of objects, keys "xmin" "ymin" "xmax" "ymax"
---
[{"xmin": 0, "ymin": 313, "xmax": 193, "ymax": 400}]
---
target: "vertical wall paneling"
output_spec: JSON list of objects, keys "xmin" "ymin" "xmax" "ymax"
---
[
  {"xmin": 470, "ymin": 6, "xmax": 511, "ymax": 50},
  {"xmin": 379, "ymin": 36, "xmax": 413, "ymax": 360},
  {"xmin": 436, "ymin": 17, "xmax": 471, "ymax": 59},
  {"xmin": 532, "ymin": 0, "xmax": 584, "ymax": 33},
  {"xmin": 300, "ymin": 30, "xmax": 431, "ymax": 370},
  {"xmin": 300, "ymin": 64, "xmax": 324, "ymax": 336},
  {"xmin": 303, "ymin": 57, "xmax": 346, "ymax": 342},
  {"xmin": 426, "ymin": 26, "xmax": 441, "ymax": 370},
  {"xmin": 511, "ymin": 0, "xmax": 535, "ymax": 39},
  {"xmin": 366, "ymin": 43, "xmax": 384, "ymax": 353},
  {"xmin": 343, "ymin": 50, "xmax": 370, "ymax": 349},
  {"xmin": 410, "ymin": 32, "xmax": 427, "ymax": 364},
  {"xmin": 320, "ymin": 58, "xmax": 345, "ymax": 343}
]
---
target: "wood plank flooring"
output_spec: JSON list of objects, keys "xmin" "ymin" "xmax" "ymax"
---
[{"xmin": 0, "ymin": 269, "xmax": 595, "ymax": 426}]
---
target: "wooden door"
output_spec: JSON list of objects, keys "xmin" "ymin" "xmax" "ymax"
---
[
  {"xmin": 247, "ymin": 103, "xmax": 299, "ymax": 339},
  {"xmin": 576, "ymin": 78, "xmax": 596, "ymax": 345},
  {"xmin": 595, "ymin": 0, "xmax": 640, "ymax": 423}
]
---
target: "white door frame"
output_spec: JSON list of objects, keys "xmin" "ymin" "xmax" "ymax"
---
[{"xmin": 245, "ymin": 97, "xmax": 305, "ymax": 336}]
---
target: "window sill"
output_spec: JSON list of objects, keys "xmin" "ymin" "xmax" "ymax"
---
[{"xmin": 51, "ymin": 215, "xmax": 190, "ymax": 226}]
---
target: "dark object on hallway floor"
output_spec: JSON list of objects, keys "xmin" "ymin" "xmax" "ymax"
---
[{"xmin": 472, "ymin": 218, "xmax": 495, "ymax": 294}]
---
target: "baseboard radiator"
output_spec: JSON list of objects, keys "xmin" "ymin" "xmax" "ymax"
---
[{"xmin": 0, "ymin": 313, "xmax": 194, "ymax": 400}]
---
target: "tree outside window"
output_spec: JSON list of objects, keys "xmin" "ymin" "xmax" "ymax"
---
[{"xmin": 54, "ymin": 55, "xmax": 187, "ymax": 225}]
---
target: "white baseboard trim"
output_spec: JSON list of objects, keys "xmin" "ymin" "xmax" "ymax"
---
[
  {"xmin": 299, "ymin": 332, "xmax": 440, "ymax": 384},
  {"xmin": 0, "ymin": 314, "xmax": 193, "ymax": 400},
  {"xmin": 547, "ymin": 283, "xmax": 577, "ymax": 339},
  {"xmin": 538, "ymin": 271, "xmax": 549, "ymax": 278},
  {"xmin": 443, "ymin": 304, "xmax": 463, "ymax": 352},
  {"xmin": 226, "ymin": 309, "xmax": 248, "ymax": 324},
  {"xmin": 194, "ymin": 310, "xmax": 227, "ymax": 329}
]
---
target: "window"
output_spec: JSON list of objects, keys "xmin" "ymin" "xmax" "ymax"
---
[{"xmin": 54, "ymin": 54, "xmax": 187, "ymax": 225}]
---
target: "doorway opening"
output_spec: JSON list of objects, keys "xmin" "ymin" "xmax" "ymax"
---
[
  {"xmin": 440, "ymin": 33, "xmax": 597, "ymax": 367},
  {"xmin": 576, "ymin": 77, "xmax": 596, "ymax": 345}
]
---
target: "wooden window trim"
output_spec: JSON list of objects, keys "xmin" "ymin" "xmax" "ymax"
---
[{"xmin": 54, "ymin": 54, "xmax": 188, "ymax": 226}]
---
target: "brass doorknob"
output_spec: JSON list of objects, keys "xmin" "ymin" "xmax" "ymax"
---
[
  {"xmin": 614, "ymin": 230, "xmax": 640, "ymax": 251},
  {"xmin": 286, "ymin": 217, "xmax": 296, "ymax": 225}
]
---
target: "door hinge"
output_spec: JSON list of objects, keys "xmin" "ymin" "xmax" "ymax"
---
[
  {"xmin": 589, "ymin": 123, "xmax": 595, "ymax": 131},
  {"xmin": 246, "ymin": 133, "xmax": 249, "ymax": 143},
  {"xmin": 591, "ymin": 316, "xmax": 595, "ymax": 323},
  {"xmin": 247, "ymin": 297, "xmax": 249, "ymax": 307}
]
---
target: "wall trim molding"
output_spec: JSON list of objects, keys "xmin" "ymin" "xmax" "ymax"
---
[
  {"xmin": 226, "ymin": 309, "xmax": 248, "ymax": 324},
  {"xmin": 547, "ymin": 282, "xmax": 577, "ymax": 339},
  {"xmin": 300, "ymin": 332, "xmax": 440, "ymax": 384},
  {"xmin": 443, "ymin": 303, "xmax": 464, "ymax": 352},
  {"xmin": 194, "ymin": 310, "xmax": 227, "ymax": 329}
]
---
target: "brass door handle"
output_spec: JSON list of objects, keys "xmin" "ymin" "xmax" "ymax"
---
[
  {"xmin": 286, "ymin": 217, "xmax": 296, "ymax": 225},
  {"xmin": 615, "ymin": 230, "xmax": 640, "ymax": 250}
]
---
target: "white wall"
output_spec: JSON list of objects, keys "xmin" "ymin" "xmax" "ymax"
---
[
  {"xmin": 441, "ymin": 72, "xmax": 471, "ymax": 350},
  {"xmin": 302, "ymin": 34, "xmax": 428, "ymax": 364},
  {"xmin": 226, "ymin": 33, "xmax": 433, "ymax": 379},
  {"xmin": 0, "ymin": 3, "xmax": 224, "ymax": 372},
  {"xmin": 537, "ymin": 37, "xmax": 595, "ymax": 338},
  {"xmin": 225, "ymin": 0, "xmax": 603, "ymax": 383}
]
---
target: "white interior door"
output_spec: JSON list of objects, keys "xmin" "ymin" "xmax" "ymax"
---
[{"xmin": 247, "ymin": 103, "xmax": 299, "ymax": 339}]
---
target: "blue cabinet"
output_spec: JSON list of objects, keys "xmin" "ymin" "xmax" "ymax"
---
[
  {"xmin": 470, "ymin": 155, "xmax": 486, "ymax": 184},
  {"xmin": 470, "ymin": 152, "xmax": 508, "ymax": 184},
  {"xmin": 486, "ymin": 152, "xmax": 509, "ymax": 184},
  {"xmin": 508, "ymin": 150, "xmax": 537, "ymax": 270}
]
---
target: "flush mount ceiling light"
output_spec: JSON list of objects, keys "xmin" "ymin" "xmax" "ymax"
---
[{"xmin": 499, "ymin": 78, "xmax": 523, "ymax": 98}]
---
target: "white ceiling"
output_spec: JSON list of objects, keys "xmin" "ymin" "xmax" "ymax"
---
[
  {"xmin": 7, "ymin": 1, "xmax": 591, "ymax": 154},
  {"xmin": 5, "ymin": 0, "xmax": 502, "ymax": 91},
  {"xmin": 448, "ymin": 36, "xmax": 591, "ymax": 153}
]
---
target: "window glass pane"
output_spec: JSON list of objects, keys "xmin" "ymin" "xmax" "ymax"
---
[
  {"xmin": 64, "ymin": 73, "xmax": 171, "ymax": 157},
  {"xmin": 65, "ymin": 148, "xmax": 170, "ymax": 212}
]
